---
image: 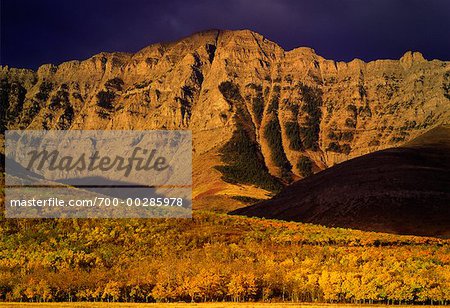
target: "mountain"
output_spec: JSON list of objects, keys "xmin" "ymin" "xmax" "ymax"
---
[
  {"xmin": 231, "ymin": 125, "xmax": 450, "ymax": 237},
  {"xmin": 1, "ymin": 29, "xmax": 449, "ymax": 210}
]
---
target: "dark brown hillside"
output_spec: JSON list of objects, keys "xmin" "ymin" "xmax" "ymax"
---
[{"xmin": 231, "ymin": 125, "xmax": 450, "ymax": 238}]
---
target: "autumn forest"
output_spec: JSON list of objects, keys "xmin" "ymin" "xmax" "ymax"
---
[{"xmin": 0, "ymin": 211, "xmax": 449, "ymax": 304}]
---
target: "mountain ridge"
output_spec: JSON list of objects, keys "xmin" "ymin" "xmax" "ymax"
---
[
  {"xmin": 2, "ymin": 29, "xmax": 439, "ymax": 71},
  {"xmin": 1, "ymin": 29, "xmax": 449, "ymax": 209}
]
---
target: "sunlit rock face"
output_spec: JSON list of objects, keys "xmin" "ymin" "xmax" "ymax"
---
[{"xmin": 2, "ymin": 30, "xmax": 449, "ymax": 205}]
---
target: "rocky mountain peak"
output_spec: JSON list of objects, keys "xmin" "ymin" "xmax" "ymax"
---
[
  {"xmin": 400, "ymin": 51, "xmax": 427, "ymax": 69},
  {"xmin": 1, "ymin": 30, "xmax": 449, "ymax": 208}
]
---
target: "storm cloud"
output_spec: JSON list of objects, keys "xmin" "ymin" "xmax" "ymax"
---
[{"xmin": 2, "ymin": 0, "xmax": 449, "ymax": 69}]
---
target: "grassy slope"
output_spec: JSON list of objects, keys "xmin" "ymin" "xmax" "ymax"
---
[{"xmin": 232, "ymin": 126, "xmax": 450, "ymax": 237}]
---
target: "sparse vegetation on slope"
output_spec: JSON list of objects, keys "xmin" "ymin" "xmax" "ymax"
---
[
  {"xmin": 216, "ymin": 81, "xmax": 283, "ymax": 192},
  {"xmin": 215, "ymin": 122, "xmax": 282, "ymax": 192},
  {"xmin": 285, "ymin": 121, "xmax": 303, "ymax": 150},
  {"xmin": 264, "ymin": 118, "xmax": 292, "ymax": 180},
  {"xmin": 0, "ymin": 79, "xmax": 27, "ymax": 129},
  {"xmin": 326, "ymin": 141, "xmax": 351, "ymax": 154},
  {"xmin": 35, "ymin": 81, "xmax": 53, "ymax": 101},
  {"xmin": 231, "ymin": 195, "xmax": 265, "ymax": 204},
  {"xmin": 218, "ymin": 81, "xmax": 242, "ymax": 106},
  {"xmin": 96, "ymin": 90, "xmax": 115, "ymax": 110},
  {"xmin": 298, "ymin": 83, "xmax": 322, "ymax": 151},
  {"xmin": 297, "ymin": 155, "xmax": 313, "ymax": 177},
  {"xmin": 246, "ymin": 83, "xmax": 264, "ymax": 124},
  {"xmin": 105, "ymin": 77, "xmax": 124, "ymax": 91},
  {"xmin": 48, "ymin": 87, "xmax": 69, "ymax": 111},
  {"xmin": 266, "ymin": 85, "xmax": 280, "ymax": 114},
  {"xmin": 444, "ymin": 71, "xmax": 450, "ymax": 100}
]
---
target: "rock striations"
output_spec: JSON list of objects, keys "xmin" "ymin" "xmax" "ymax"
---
[{"xmin": 1, "ymin": 30, "xmax": 449, "ymax": 209}]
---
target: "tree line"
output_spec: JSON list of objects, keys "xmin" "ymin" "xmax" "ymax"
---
[{"xmin": 0, "ymin": 211, "xmax": 448, "ymax": 304}]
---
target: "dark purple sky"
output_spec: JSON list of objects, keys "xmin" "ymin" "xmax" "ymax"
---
[{"xmin": 1, "ymin": 0, "xmax": 449, "ymax": 70}]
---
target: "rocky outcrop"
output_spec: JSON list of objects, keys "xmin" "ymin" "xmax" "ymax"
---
[{"xmin": 1, "ymin": 30, "xmax": 449, "ymax": 206}]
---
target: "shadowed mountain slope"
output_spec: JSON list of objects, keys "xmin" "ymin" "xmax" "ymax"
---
[{"xmin": 231, "ymin": 125, "xmax": 450, "ymax": 237}]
